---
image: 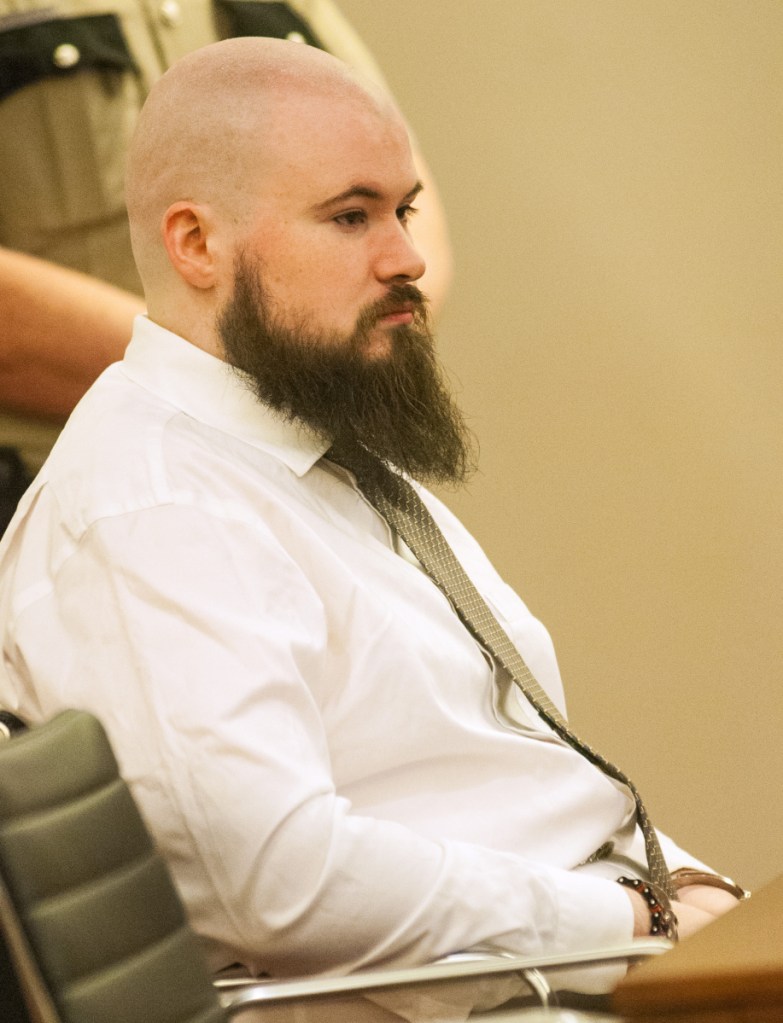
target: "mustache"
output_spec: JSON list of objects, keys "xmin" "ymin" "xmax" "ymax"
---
[{"xmin": 364, "ymin": 284, "xmax": 428, "ymax": 324}]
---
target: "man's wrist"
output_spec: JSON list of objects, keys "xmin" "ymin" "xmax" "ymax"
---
[{"xmin": 617, "ymin": 876, "xmax": 678, "ymax": 941}]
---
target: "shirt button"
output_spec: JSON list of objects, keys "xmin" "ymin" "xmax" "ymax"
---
[
  {"xmin": 286, "ymin": 31, "xmax": 306, "ymax": 44},
  {"xmin": 52, "ymin": 43, "xmax": 81, "ymax": 69},
  {"xmin": 159, "ymin": 0, "xmax": 182, "ymax": 27}
]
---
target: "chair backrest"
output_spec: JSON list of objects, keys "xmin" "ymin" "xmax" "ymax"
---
[{"xmin": 0, "ymin": 710, "xmax": 226, "ymax": 1023}]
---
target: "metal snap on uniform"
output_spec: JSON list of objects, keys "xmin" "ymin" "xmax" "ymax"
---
[
  {"xmin": 159, "ymin": 0, "xmax": 182, "ymax": 28},
  {"xmin": 52, "ymin": 43, "xmax": 80, "ymax": 69}
]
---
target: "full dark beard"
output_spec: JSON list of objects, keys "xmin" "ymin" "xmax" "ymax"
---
[{"xmin": 216, "ymin": 253, "xmax": 476, "ymax": 488}]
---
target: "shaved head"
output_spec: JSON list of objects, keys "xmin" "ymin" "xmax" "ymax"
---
[
  {"xmin": 125, "ymin": 37, "xmax": 399, "ymax": 304},
  {"xmin": 123, "ymin": 36, "xmax": 471, "ymax": 486}
]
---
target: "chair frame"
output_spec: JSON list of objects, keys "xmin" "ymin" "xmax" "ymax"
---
[
  {"xmin": 0, "ymin": 866, "xmax": 61, "ymax": 1023},
  {"xmin": 215, "ymin": 941, "xmax": 670, "ymax": 1014}
]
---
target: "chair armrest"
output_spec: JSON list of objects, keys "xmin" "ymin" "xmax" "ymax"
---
[{"xmin": 217, "ymin": 939, "xmax": 671, "ymax": 1015}]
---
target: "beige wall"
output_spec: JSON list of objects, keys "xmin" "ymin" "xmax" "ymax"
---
[{"xmin": 338, "ymin": 0, "xmax": 783, "ymax": 890}]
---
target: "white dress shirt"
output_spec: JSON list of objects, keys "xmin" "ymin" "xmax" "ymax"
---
[{"xmin": 0, "ymin": 317, "xmax": 703, "ymax": 977}]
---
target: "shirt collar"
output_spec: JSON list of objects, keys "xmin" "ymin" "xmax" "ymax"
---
[{"xmin": 121, "ymin": 316, "xmax": 328, "ymax": 477}]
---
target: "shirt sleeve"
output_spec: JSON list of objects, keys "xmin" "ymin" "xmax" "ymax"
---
[{"xmin": 11, "ymin": 499, "xmax": 635, "ymax": 977}]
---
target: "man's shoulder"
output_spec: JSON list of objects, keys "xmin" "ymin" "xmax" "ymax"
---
[{"xmin": 36, "ymin": 365, "xmax": 293, "ymax": 535}]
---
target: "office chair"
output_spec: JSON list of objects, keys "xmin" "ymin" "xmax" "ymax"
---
[
  {"xmin": 0, "ymin": 709, "xmax": 226, "ymax": 1023},
  {"xmin": 0, "ymin": 710, "xmax": 666, "ymax": 1022}
]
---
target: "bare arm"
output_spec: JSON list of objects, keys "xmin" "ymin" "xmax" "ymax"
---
[{"xmin": 0, "ymin": 247, "xmax": 143, "ymax": 420}]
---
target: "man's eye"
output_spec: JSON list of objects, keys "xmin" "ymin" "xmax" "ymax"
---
[
  {"xmin": 397, "ymin": 204, "xmax": 418, "ymax": 224},
  {"xmin": 334, "ymin": 210, "xmax": 367, "ymax": 227}
]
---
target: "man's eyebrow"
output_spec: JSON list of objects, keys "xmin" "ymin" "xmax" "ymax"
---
[{"xmin": 312, "ymin": 180, "xmax": 423, "ymax": 213}]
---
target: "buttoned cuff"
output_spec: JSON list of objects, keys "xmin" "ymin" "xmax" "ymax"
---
[
  {"xmin": 543, "ymin": 868, "xmax": 637, "ymax": 994},
  {"xmin": 547, "ymin": 865, "xmax": 636, "ymax": 952}
]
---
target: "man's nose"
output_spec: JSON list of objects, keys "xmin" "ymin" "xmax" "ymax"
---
[{"xmin": 374, "ymin": 223, "xmax": 426, "ymax": 284}]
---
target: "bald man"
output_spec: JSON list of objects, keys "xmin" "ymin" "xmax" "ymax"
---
[
  {"xmin": 0, "ymin": 38, "xmax": 739, "ymax": 993},
  {"xmin": 0, "ymin": 0, "xmax": 451, "ymax": 512}
]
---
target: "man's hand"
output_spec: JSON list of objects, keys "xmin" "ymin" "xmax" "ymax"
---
[
  {"xmin": 626, "ymin": 883, "xmax": 740, "ymax": 939},
  {"xmin": 676, "ymin": 883, "xmax": 742, "ymax": 918}
]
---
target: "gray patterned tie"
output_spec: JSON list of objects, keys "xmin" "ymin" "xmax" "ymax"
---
[{"xmin": 326, "ymin": 446, "xmax": 676, "ymax": 899}]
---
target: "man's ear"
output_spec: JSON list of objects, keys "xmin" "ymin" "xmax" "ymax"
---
[{"xmin": 161, "ymin": 202, "xmax": 222, "ymax": 289}]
